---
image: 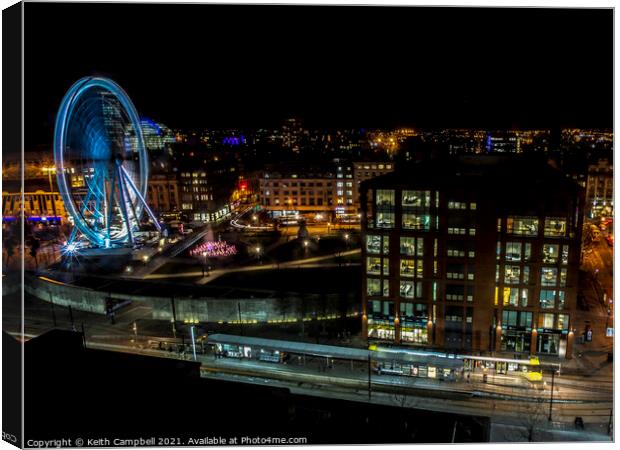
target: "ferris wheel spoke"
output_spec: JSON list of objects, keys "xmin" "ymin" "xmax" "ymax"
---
[
  {"xmin": 119, "ymin": 164, "xmax": 162, "ymax": 232},
  {"xmin": 115, "ymin": 163, "xmax": 134, "ymax": 245}
]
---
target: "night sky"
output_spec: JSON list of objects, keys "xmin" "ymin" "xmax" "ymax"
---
[{"xmin": 25, "ymin": 3, "xmax": 613, "ymax": 148}]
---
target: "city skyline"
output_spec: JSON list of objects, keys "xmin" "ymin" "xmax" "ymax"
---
[{"xmin": 25, "ymin": 4, "xmax": 612, "ymax": 148}]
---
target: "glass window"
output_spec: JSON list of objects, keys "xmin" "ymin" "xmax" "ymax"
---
[
  {"xmin": 523, "ymin": 266, "xmax": 530, "ymax": 284},
  {"xmin": 559, "ymin": 268, "xmax": 567, "ymax": 287},
  {"xmin": 539, "ymin": 313, "xmax": 555, "ymax": 329},
  {"xmin": 400, "ymin": 281, "xmax": 414, "ymax": 298},
  {"xmin": 561, "ymin": 246, "xmax": 569, "ymax": 265},
  {"xmin": 496, "ymin": 242, "xmax": 501, "ymax": 260},
  {"xmin": 503, "ymin": 287, "xmax": 519, "ymax": 306},
  {"xmin": 504, "ymin": 265, "xmax": 521, "ymax": 284},
  {"xmin": 402, "ymin": 190, "xmax": 431, "ymax": 207},
  {"xmin": 541, "ymin": 267, "xmax": 557, "ymax": 286},
  {"xmin": 366, "ymin": 235, "xmax": 382, "ymax": 254},
  {"xmin": 376, "ymin": 212, "xmax": 395, "ymax": 228},
  {"xmin": 557, "ymin": 291, "xmax": 565, "ymax": 309},
  {"xmin": 557, "ymin": 314, "xmax": 570, "ymax": 330},
  {"xmin": 505, "ymin": 242, "xmax": 522, "ymax": 261},
  {"xmin": 400, "ymin": 259, "xmax": 415, "ymax": 277},
  {"xmin": 367, "ymin": 257, "xmax": 382, "ymax": 275},
  {"xmin": 367, "ymin": 278, "xmax": 381, "ymax": 296},
  {"xmin": 542, "ymin": 244, "xmax": 559, "ymax": 264},
  {"xmin": 403, "ymin": 213, "xmax": 430, "ymax": 230},
  {"xmin": 502, "ymin": 310, "xmax": 518, "ymax": 327},
  {"xmin": 383, "ymin": 281, "xmax": 390, "ymax": 297},
  {"xmin": 506, "ymin": 216, "xmax": 539, "ymax": 236},
  {"xmin": 540, "ymin": 290, "xmax": 556, "ymax": 309},
  {"xmin": 524, "ymin": 243, "xmax": 532, "ymax": 261},
  {"xmin": 519, "ymin": 311, "xmax": 533, "ymax": 328},
  {"xmin": 376, "ymin": 189, "xmax": 395, "ymax": 207},
  {"xmin": 520, "ymin": 288, "xmax": 529, "ymax": 307},
  {"xmin": 544, "ymin": 218, "xmax": 567, "ymax": 237},
  {"xmin": 399, "ymin": 237, "xmax": 423, "ymax": 256},
  {"xmin": 417, "ymin": 238, "xmax": 424, "ymax": 256},
  {"xmin": 400, "ymin": 237, "xmax": 415, "ymax": 256}
]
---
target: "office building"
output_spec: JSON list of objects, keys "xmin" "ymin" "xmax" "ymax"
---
[{"xmin": 360, "ymin": 156, "xmax": 583, "ymax": 360}]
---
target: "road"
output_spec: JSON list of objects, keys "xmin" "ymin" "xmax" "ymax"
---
[{"xmin": 4, "ymin": 290, "xmax": 612, "ymax": 441}]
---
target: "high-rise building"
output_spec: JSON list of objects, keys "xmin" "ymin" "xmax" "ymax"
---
[
  {"xmin": 360, "ymin": 156, "xmax": 583, "ymax": 360},
  {"xmin": 585, "ymin": 158, "xmax": 613, "ymax": 219}
]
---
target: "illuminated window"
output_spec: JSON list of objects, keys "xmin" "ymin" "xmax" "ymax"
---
[
  {"xmin": 367, "ymin": 257, "xmax": 382, "ymax": 275},
  {"xmin": 367, "ymin": 278, "xmax": 381, "ymax": 296},
  {"xmin": 504, "ymin": 265, "xmax": 521, "ymax": 284},
  {"xmin": 541, "ymin": 267, "xmax": 557, "ymax": 286},
  {"xmin": 539, "ymin": 313, "xmax": 555, "ymax": 329},
  {"xmin": 400, "ymin": 237, "xmax": 423, "ymax": 256},
  {"xmin": 540, "ymin": 290, "xmax": 556, "ymax": 309},
  {"xmin": 557, "ymin": 314, "xmax": 570, "ymax": 330},
  {"xmin": 376, "ymin": 212, "xmax": 394, "ymax": 228},
  {"xmin": 402, "ymin": 190, "xmax": 431, "ymax": 207},
  {"xmin": 403, "ymin": 213, "xmax": 430, "ymax": 230},
  {"xmin": 542, "ymin": 244, "xmax": 559, "ymax": 264},
  {"xmin": 505, "ymin": 242, "xmax": 522, "ymax": 261},
  {"xmin": 506, "ymin": 216, "xmax": 539, "ymax": 236},
  {"xmin": 544, "ymin": 218, "xmax": 567, "ymax": 237},
  {"xmin": 400, "ymin": 281, "xmax": 414, "ymax": 298},
  {"xmin": 376, "ymin": 189, "xmax": 395, "ymax": 207}
]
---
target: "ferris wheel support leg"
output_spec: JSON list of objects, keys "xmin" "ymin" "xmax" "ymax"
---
[
  {"xmin": 119, "ymin": 165, "xmax": 162, "ymax": 233},
  {"xmin": 67, "ymin": 225, "xmax": 78, "ymax": 245},
  {"xmin": 116, "ymin": 165, "xmax": 134, "ymax": 246}
]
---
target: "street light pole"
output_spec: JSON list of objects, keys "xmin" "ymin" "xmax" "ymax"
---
[{"xmin": 548, "ymin": 368, "xmax": 556, "ymax": 421}]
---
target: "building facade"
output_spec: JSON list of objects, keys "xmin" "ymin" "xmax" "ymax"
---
[
  {"xmin": 147, "ymin": 174, "xmax": 180, "ymax": 216},
  {"xmin": 2, "ymin": 191, "xmax": 67, "ymax": 223},
  {"xmin": 257, "ymin": 160, "xmax": 394, "ymax": 220},
  {"xmin": 585, "ymin": 158, "xmax": 613, "ymax": 219},
  {"xmin": 360, "ymin": 156, "xmax": 583, "ymax": 360}
]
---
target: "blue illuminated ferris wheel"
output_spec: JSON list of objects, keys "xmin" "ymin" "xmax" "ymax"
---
[{"xmin": 54, "ymin": 77, "xmax": 161, "ymax": 249}]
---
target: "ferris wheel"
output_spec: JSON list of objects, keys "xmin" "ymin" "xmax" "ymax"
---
[{"xmin": 54, "ymin": 76, "xmax": 161, "ymax": 249}]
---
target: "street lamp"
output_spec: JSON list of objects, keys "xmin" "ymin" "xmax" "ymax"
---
[
  {"xmin": 255, "ymin": 246, "xmax": 261, "ymax": 260},
  {"xmin": 202, "ymin": 251, "xmax": 208, "ymax": 276}
]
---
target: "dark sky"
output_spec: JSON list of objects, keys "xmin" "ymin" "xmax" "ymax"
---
[{"xmin": 25, "ymin": 3, "xmax": 613, "ymax": 147}]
